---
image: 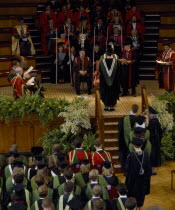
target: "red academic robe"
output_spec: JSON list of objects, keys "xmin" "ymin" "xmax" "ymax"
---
[
  {"xmin": 68, "ymin": 149, "xmax": 92, "ymax": 164},
  {"xmin": 40, "ymin": 11, "xmax": 56, "ymax": 55},
  {"xmin": 126, "ymin": 22, "xmax": 144, "ymax": 35},
  {"xmin": 11, "ymin": 75, "xmax": 30, "ymax": 99},
  {"xmin": 107, "ymin": 10, "xmax": 123, "ymax": 23},
  {"xmin": 76, "ymin": 22, "xmax": 91, "ymax": 34},
  {"xmin": 90, "ymin": 35, "xmax": 106, "ymax": 48},
  {"xmin": 73, "ymin": 11, "xmax": 90, "ymax": 23},
  {"xmin": 92, "ymin": 150, "xmax": 112, "ymax": 166},
  {"xmin": 57, "ymin": 11, "xmax": 73, "ymax": 24},
  {"xmin": 156, "ymin": 49, "xmax": 175, "ymax": 90},
  {"xmin": 125, "ymin": 10, "xmax": 141, "ymax": 22},
  {"xmin": 108, "ymin": 22, "xmax": 124, "ymax": 35}
]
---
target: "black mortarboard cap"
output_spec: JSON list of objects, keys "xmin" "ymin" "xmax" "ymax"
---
[
  {"xmin": 136, "ymin": 115, "xmax": 146, "ymax": 125},
  {"xmin": 35, "ymin": 155, "xmax": 43, "ymax": 162},
  {"xmin": 37, "ymin": 163, "xmax": 47, "ymax": 170},
  {"xmin": 67, "ymin": 198, "xmax": 84, "ymax": 210},
  {"xmin": 134, "ymin": 127, "xmax": 145, "ymax": 134},
  {"xmin": 51, "ymin": 166, "xmax": 59, "ymax": 175},
  {"xmin": 123, "ymin": 41, "xmax": 131, "ymax": 46},
  {"xmin": 12, "ymin": 161, "xmax": 24, "ymax": 170},
  {"xmin": 81, "ymin": 159, "xmax": 89, "ymax": 165},
  {"xmin": 149, "ymin": 106, "xmax": 158, "ymax": 114},
  {"xmin": 12, "ymin": 184, "xmax": 26, "ymax": 192},
  {"xmin": 132, "ymin": 138, "xmax": 143, "ymax": 146},
  {"xmin": 11, "ymin": 152, "xmax": 20, "ymax": 159},
  {"xmin": 103, "ymin": 161, "xmax": 112, "ymax": 169},
  {"xmin": 59, "ymin": 161, "xmax": 69, "ymax": 169},
  {"xmin": 31, "ymin": 147, "xmax": 44, "ymax": 156}
]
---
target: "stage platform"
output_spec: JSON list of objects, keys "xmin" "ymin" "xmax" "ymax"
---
[{"xmin": 0, "ymin": 80, "xmax": 164, "ymax": 116}]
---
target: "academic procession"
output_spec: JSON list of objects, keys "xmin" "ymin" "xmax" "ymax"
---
[{"xmin": 0, "ymin": 0, "xmax": 175, "ymax": 210}]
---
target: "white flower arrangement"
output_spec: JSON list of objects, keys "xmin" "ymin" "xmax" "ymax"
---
[
  {"xmin": 150, "ymin": 96, "xmax": 174, "ymax": 132},
  {"xmin": 59, "ymin": 98, "xmax": 91, "ymax": 135}
]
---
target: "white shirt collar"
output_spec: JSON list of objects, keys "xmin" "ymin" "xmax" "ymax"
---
[
  {"xmin": 91, "ymin": 181, "xmax": 98, "ymax": 184},
  {"xmin": 119, "ymin": 195, "xmax": 127, "ymax": 198},
  {"xmin": 130, "ymin": 110, "xmax": 135, "ymax": 115},
  {"xmin": 136, "ymin": 123, "xmax": 146, "ymax": 128}
]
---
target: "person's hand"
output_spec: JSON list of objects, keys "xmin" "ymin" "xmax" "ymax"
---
[
  {"xmin": 23, "ymin": 73, "xmax": 30, "ymax": 80},
  {"xmin": 79, "ymin": 70, "xmax": 84, "ymax": 75},
  {"xmin": 83, "ymin": 71, "xmax": 87, "ymax": 75},
  {"xmin": 60, "ymin": 66, "xmax": 64, "ymax": 69},
  {"xmin": 126, "ymin": 60, "xmax": 131, "ymax": 64}
]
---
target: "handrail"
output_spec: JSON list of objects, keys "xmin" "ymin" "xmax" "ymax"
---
[
  {"xmin": 95, "ymin": 89, "xmax": 104, "ymax": 149},
  {"xmin": 141, "ymin": 85, "xmax": 149, "ymax": 112}
]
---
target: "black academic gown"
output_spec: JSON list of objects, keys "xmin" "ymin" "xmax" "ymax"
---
[
  {"xmin": 99, "ymin": 57, "xmax": 120, "ymax": 107},
  {"xmin": 147, "ymin": 118, "xmax": 162, "ymax": 167},
  {"xmin": 125, "ymin": 151, "xmax": 152, "ymax": 207},
  {"xmin": 103, "ymin": 175, "xmax": 120, "ymax": 187},
  {"xmin": 118, "ymin": 115, "xmax": 137, "ymax": 169}
]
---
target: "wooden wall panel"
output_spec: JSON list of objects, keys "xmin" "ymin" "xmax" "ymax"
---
[
  {"xmin": 0, "ymin": 47, "xmax": 11, "ymax": 56},
  {"xmin": 158, "ymin": 43, "xmax": 175, "ymax": 51},
  {"xmin": 0, "ymin": 33, "xmax": 11, "ymax": 42},
  {"xmin": 161, "ymin": 17, "xmax": 175, "ymax": 25},
  {"xmin": 0, "ymin": 77, "xmax": 10, "ymax": 86},
  {"xmin": 159, "ymin": 29, "xmax": 175, "ymax": 37},
  {"xmin": 0, "ymin": 0, "xmax": 46, "ymax": 2},
  {"xmin": 0, "ymin": 20, "xmax": 18, "ymax": 28},
  {"xmin": 0, "ymin": 123, "xmax": 15, "ymax": 153},
  {"xmin": 0, "ymin": 7, "xmax": 36, "ymax": 15},
  {"xmin": 137, "ymin": 4, "xmax": 175, "ymax": 12},
  {"xmin": 33, "ymin": 124, "xmax": 48, "ymax": 147}
]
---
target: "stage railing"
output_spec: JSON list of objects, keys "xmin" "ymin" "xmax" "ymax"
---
[
  {"xmin": 95, "ymin": 89, "xmax": 104, "ymax": 148},
  {"xmin": 141, "ymin": 85, "xmax": 149, "ymax": 112}
]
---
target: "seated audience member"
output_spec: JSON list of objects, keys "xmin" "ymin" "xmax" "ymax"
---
[
  {"xmin": 47, "ymin": 0, "xmax": 60, "ymax": 13},
  {"xmin": 82, "ymin": 169, "xmax": 109, "ymax": 201},
  {"xmin": 32, "ymin": 174, "xmax": 53, "ymax": 203},
  {"xmin": 109, "ymin": 16, "xmax": 123, "ymax": 35},
  {"xmin": 107, "ymin": 7, "xmax": 122, "ymax": 23},
  {"xmin": 8, "ymin": 144, "xmax": 28, "ymax": 165},
  {"xmin": 62, "ymin": 17, "xmax": 75, "ymax": 38},
  {"xmin": 56, "ymin": 167, "xmax": 81, "ymax": 197},
  {"xmin": 42, "ymin": 197, "xmax": 55, "ymax": 210},
  {"xmin": 125, "ymin": 197, "xmax": 137, "ymax": 210},
  {"xmin": 6, "ymin": 166, "xmax": 28, "ymax": 191},
  {"xmin": 73, "ymin": 50, "xmax": 92, "ymax": 95},
  {"xmin": 74, "ymin": 159, "xmax": 90, "ymax": 188},
  {"xmin": 91, "ymin": 3, "xmax": 106, "ymax": 23},
  {"xmin": 31, "ymin": 185, "xmax": 50, "ymax": 210},
  {"xmin": 76, "ymin": 16, "xmax": 91, "ymax": 35},
  {"xmin": 51, "ymin": 43, "xmax": 69, "ymax": 83},
  {"xmin": 95, "ymin": 18, "xmax": 106, "ymax": 36},
  {"xmin": 68, "ymin": 136, "xmax": 91, "ymax": 165},
  {"xmin": 12, "ymin": 17, "xmax": 35, "ymax": 56},
  {"xmin": 39, "ymin": 3, "xmax": 56, "ymax": 55},
  {"xmin": 57, "ymin": 32, "xmax": 69, "ymax": 52},
  {"xmin": 126, "ymin": 15, "xmax": 143, "ymax": 35},
  {"xmin": 100, "ymin": 161, "xmax": 120, "ymax": 187},
  {"xmin": 84, "ymin": 185, "xmax": 106, "ymax": 210},
  {"xmin": 92, "ymin": 140, "xmax": 112, "ymax": 170},
  {"xmin": 3, "ymin": 184, "xmax": 30, "ymax": 210},
  {"xmin": 125, "ymin": 138, "xmax": 152, "ymax": 208},
  {"xmin": 111, "ymin": 183, "xmax": 128, "ymax": 210},
  {"xmin": 56, "ymin": 181, "xmax": 79, "ymax": 209},
  {"xmin": 125, "ymin": 4, "xmax": 141, "ymax": 23},
  {"xmin": 57, "ymin": 4, "xmax": 73, "ymax": 25},
  {"xmin": 73, "ymin": 4, "xmax": 90, "ymax": 23}
]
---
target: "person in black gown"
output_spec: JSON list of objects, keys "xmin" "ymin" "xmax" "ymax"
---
[
  {"xmin": 125, "ymin": 138, "xmax": 152, "ymax": 208},
  {"xmin": 147, "ymin": 106, "xmax": 162, "ymax": 175},
  {"xmin": 118, "ymin": 104, "xmax": 139, "ymax": 169},
  {"xmin": 99, "ymin": 44, "xmax": 120, "ymax": 111}
]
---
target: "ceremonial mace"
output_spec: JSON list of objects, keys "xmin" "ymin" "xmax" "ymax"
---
[
  {"xmin": 121, "ymin": 26, "xmax": 123, "ymax": 51},
  {"xmin": 67, "ymin": 28, "xmax": 73, "ymax": 85}
]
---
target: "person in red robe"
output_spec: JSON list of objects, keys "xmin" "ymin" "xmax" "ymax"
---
[
  {"xmin": 39, "ymin": 3, "xmax": 56, "ymax": 55},
  {"xmin": 126, "ymin": 16, "xmax": 144, "ymax": 35},
  {"xmin": 108, "ymin": 16, "xmax": 123, "ymax": 35},
  {"xmin": 10, "ymin": 67, "xmax": 31, "ymax": 99},
  {"xmin": 76, "ymin": 16, "xmax": 91, "ymax": 35},
  {"xmin": 156, "ymin": 42, "xmax": 175, "ymax": 91},
  {"xmin": 56, "ymin": 5, "xmax": 73, "ymax": 25},
  {"xmin": 120, "ymin": 41, "xmax": 137, "ymax": 96},
  {"xmin": 125, "ymin": 4, "xmax": 141, "ymax": 23},
  {"xmin": 73, "ymin": 4, "xmax": 90, "ymax": 24},
  {"xmin": 92, "ymin": 140, "xmax": 112, "ymax": 168},
  {"xmin": 90, "ymin": 33, "xmax": 106, "ymax": 50},
  {"xmin": 107, "ymin": 7, "xmax": 123, "ymax": 23},
  {"xmin": 68, "ymin": 136, "xmax": 91, "ymax": 166}
]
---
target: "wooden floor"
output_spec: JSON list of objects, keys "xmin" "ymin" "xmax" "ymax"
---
[
  {"xmin": 0, "ymin": 80, "xmax": 164, "ymax": 116},
  {"xmin": 118, "ymin": 161, "xmax": 175, "ymax": 210}
]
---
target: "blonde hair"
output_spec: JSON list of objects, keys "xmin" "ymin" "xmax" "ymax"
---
[
  {"xmin": 12, "ymin": 167, "xmax": 24, "ymax": 177},
  {"xmin": 102, "ymin": 167, "xmax": 113, "ymax": 176},
  {"xmin": 89, "ymin": 169, "xmax": 99, "ymax": 181},
  {"xmin": 42, "ymin": 197, "xmax": 54, "ymax": 209},
  {"xmin": 37, "ymin": 167, "xmax": 51, "ymax": 185},
  {"xmin": 92, "ymin": 185, "xmax": 102, "ymax": 197},
  {"xmin": 80, "ymin": 164, "xmax": 90, "ymax": 174},
  {"xmin": 38, "ymin": 184, "xmax": 48, "ymax": 198}
]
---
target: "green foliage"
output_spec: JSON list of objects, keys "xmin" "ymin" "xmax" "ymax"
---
[
  {"xmin": 159, "ymin": 91, "xmax": 175, "ymax": 114},
  {"xmin": 0, "ymin": 92, "xmax": 69, "ymax": 126},
  {"xmin": 40, "ymin": 129, "xmax": 97, "ymax": 157}
]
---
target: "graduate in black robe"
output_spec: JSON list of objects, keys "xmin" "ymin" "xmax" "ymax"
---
[
  {"xmin": 125, "ymin": 138, "xmax": 152, "ymax": 208},
  {"xmin": 118, "ymin": 104, "xmax": 139, "ymax": 169},
  {"xmin": 99, "ymin": 45, "xmax": 120, "ymax": 111},
  {"xmin": 147, "ymin": 106, "xmax": 162, "ymax": 175}
]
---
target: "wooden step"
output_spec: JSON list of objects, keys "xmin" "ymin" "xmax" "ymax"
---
[
  {"xmin": 104, "ymin": 138, "xmax": 118, "ymax": 147},
  {"xmin": 103, "ymin": 130, "xmax": 118, "ymax": 139},
  {"xmin": 104, "ymin": 115, "xmax": 123, "ymax": 123},
  {"xmin": 159, "ymin": 28, "xmax": 175, "ymax": 37},
  {"xmin": 104, "ymin": 122, "xmax": 118, "ymax": 130},
  {"xmin": 0, "ymin": 46, "xmax": 11, "ymax": 56}
]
